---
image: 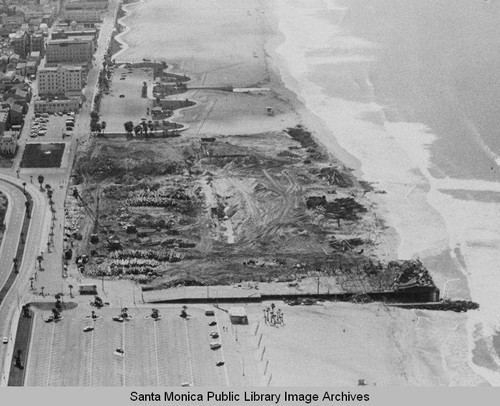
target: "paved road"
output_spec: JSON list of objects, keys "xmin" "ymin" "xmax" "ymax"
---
[
  {"xmin": 0, "ymin": 182, "xmax": 25, "ymax": 289},
  {"xmin": 0, "ymin": 175, "xmax": 49, "ymax": 386},
  {"xmin": 0, "ymin": 0, "xmax": 122, "ymax": 385}
]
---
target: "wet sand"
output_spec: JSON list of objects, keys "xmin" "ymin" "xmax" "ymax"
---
[{"xmin": 112, "ymin": 0, "xmax": 489, "ymax": 386}]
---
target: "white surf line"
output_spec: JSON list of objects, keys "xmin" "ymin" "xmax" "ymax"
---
[
  {"xmin": 45, "ymin": 322, "xmax": 56, "ymax": 386},
  {"xmin": 183, "ymin": 320, "xmax": 194, "ymax": 385},
  {"xmin": 214, "ymin": 312, "xmax": 230, "ymax": 386},
  {"xmin": 153, "ymin": 321, "xmax": 160, "ymax": 386}
]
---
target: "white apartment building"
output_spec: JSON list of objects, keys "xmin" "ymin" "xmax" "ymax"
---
[
  {"xmin": 45, "ymin": 36, "xmax": 94, "ymax": 64},
  {"xmin": 38, "ymin": 65, "xmax": 83, "ymax": 96}
]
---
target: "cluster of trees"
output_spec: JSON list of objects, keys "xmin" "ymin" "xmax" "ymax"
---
[
  {"xmin": 123, "ymin": 120, "xmax": 157, "ymax": 137},
  {"xmin": 90, "ymin": 110, "xmax": 106, "ymax": 134}
]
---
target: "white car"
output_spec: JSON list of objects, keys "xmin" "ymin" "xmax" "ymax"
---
[{"xmin": 2, "ymin": 337, "xmax": 7, "ymax": 344}]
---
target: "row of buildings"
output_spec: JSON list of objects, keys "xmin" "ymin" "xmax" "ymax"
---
[
  {"xmin": 0, "ymin": 0, "xmax": 108, "ymax": 154},
  {"xmin": 35, "ymin": 0, "xmax": 109, "ymax": 113}
]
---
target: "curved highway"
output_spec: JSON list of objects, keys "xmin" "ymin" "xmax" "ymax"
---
[
  {"xmin": 0, "ymin": 0, "xmax": 121, "ymax": 386},
  {"xmin": 0, "ymin": 175, "xmax": 49, "ymax": 386}
]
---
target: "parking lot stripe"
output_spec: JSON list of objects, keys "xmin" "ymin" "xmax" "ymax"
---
[
  {"xmin": 183, "ymin": 319, "xmax": 194, "ymax": 385},
  {"xmin": 153, "ymin": 321, "xmax": 160, "ymax": 386},
  {"xmin": 122, "ymin": 322, "xmax": 126, "ymax": 386},
  {"xmin": 46, "ymin": 323, "xmax": 55, "ymax": 386},
  {"xmin": 214, "ymin": 312, "xmax": 230, "ymax": 386}
]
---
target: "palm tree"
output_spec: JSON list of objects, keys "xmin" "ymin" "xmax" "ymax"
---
[
  {"xmin": 41, "ymin": 286, "xmax": 44, "ymax": 296},
  {"xmin": 47, "ymin": 189, "xmax": 53, "ymax": 204},
  {"xmin": 68, "ymin": 284, "xmax": 73, "ymax": 298},
  {"xmin": 37, "ymin": 175, "xmax": 44, "ymax": 191},
  {"xmin": 22, "ymin": 182, "xmax": 26, "ymax": 192}
]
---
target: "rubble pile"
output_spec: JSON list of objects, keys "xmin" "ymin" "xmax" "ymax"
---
[
  {"xmin": 312, "ymin": 166, "xmax": 354, "ymax": 188},
  {"xmin": 110, "ymin": 249, "xmax": 183, "ymax": 262},
  {"xmin": 388, "ymin": 259, "xmax": 435, "ymax": 290},
  {"xmin": 126, "ymin": 188, "xmax": 191, "ymax": 208}
]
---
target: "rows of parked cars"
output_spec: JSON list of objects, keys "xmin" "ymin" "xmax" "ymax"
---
[
  {"xmin": 29, "ymin": 111, "xmax": 76, "ymax": 139},
  {"xmin": 30, "ymin": 113, "xmax": 48, "ymax": 138}
]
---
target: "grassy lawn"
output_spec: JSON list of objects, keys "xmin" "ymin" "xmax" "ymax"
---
[{"xmin": 20, "ymin": 143, "xmax": 65, "ymax": 168}]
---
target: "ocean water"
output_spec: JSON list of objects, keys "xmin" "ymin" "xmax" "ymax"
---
[{"xmin": 272, "ymin": 0, "xmax": 500, "ymax": 384}]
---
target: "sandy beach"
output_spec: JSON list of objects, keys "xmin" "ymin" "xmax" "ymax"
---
[{"xmin": 109, "ymin": 0, "xmax": 500, "ymax": 386}]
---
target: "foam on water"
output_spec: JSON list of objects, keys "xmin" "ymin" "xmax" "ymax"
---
[{"xmin": 273, "ymin": 0, "xmax": 500, "ymax": 384}]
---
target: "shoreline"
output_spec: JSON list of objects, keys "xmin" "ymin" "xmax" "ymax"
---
[
  {"xmin": 89, "ymin": 0, "xmax": 488, "ymax": 386},
  {"xmin": 262, "ymin": 2, "xmax": 401, "ymax": 263},
  {"xmin": 112, "ymin": 0, "xmax": 144, "ymax": 62}
]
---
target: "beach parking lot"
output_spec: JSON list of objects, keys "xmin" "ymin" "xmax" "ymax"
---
[
  {"xmin": 100, "ymin": 66, "xmax": 153, "ymax": 134},
  {"xmin": 24, "ymin": 305, "xmax": 232, "ymax": 386}
]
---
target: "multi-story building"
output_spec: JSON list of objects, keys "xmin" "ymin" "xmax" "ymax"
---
[
  {"xmin": 34, "ymin": 96, "xmax": 80, "ymax": 113},
  {"xmin": 26, "ymin": 60, "xmax": 37, "ymax": 76},
  {"xmin": 65, "ymin": 1, "xmax": 109, "ymax": 10},
  {"xmin": 62, "ymin": 8, "xmax": 103, "ymax": 22},
  {"xmin": 0, "ymin": 13, "xmax": 25, "ymax": 29},
  {"xmin": 0, "ymin": 131, "xmax": 17, "ymax": 155},
  {"xmin": 10, "ymin": 31, "xmax": 29, "ymax": 58},
  {"xmin": 0, "ymin": 55, "xmax": 8, "ymax": 71},
  {"xmin": 0, "ymin": 109, "xmax": 8, "ymax": 135},
  {"xmin": 38, "ymin": 65, "xmax": 83, "ymax": 96},
  {"xmin": 52, "ymin": 28, "xmax": 98, "ymax": 42},
  {"xmin": 45, "ymin": 36, "xmax": 94, "ymax": 64},
  {"xmin": 30, "ymin": 32, "xmax": 45, "ymax": 53}
]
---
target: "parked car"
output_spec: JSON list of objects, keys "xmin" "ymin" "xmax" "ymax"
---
[
  {"xmin": 2, "ymin": 337, "xmax": 7, "ymax": 344},
  {"xmin": 119, "ymin": 94, "xmax": 125, "ymax": 98}
]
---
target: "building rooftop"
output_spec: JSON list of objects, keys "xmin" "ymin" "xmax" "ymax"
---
[
  {"xmin": 228, "ymin": 307, "xmax": 247, "ymax": 317},
  {"xmin": 40, "ymin": 64, "xmax": 83, "ymax": 71},
  {"xmin": 47, "ymin": 36, "xmax": 94, "ymax": 45}
]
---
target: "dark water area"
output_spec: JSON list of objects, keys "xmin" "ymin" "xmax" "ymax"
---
[{"xmin": 336, "ymin": 0, "xmax": 500, "ymax": 181}]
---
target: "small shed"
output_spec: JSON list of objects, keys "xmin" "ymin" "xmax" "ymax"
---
[
  {"xmin": 78, "ymin": 284, "xmax": 97, "ymax": 295},
  {"xmin": 228, "ymin": 307, "xmax": 248, "ymax": 325}
]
